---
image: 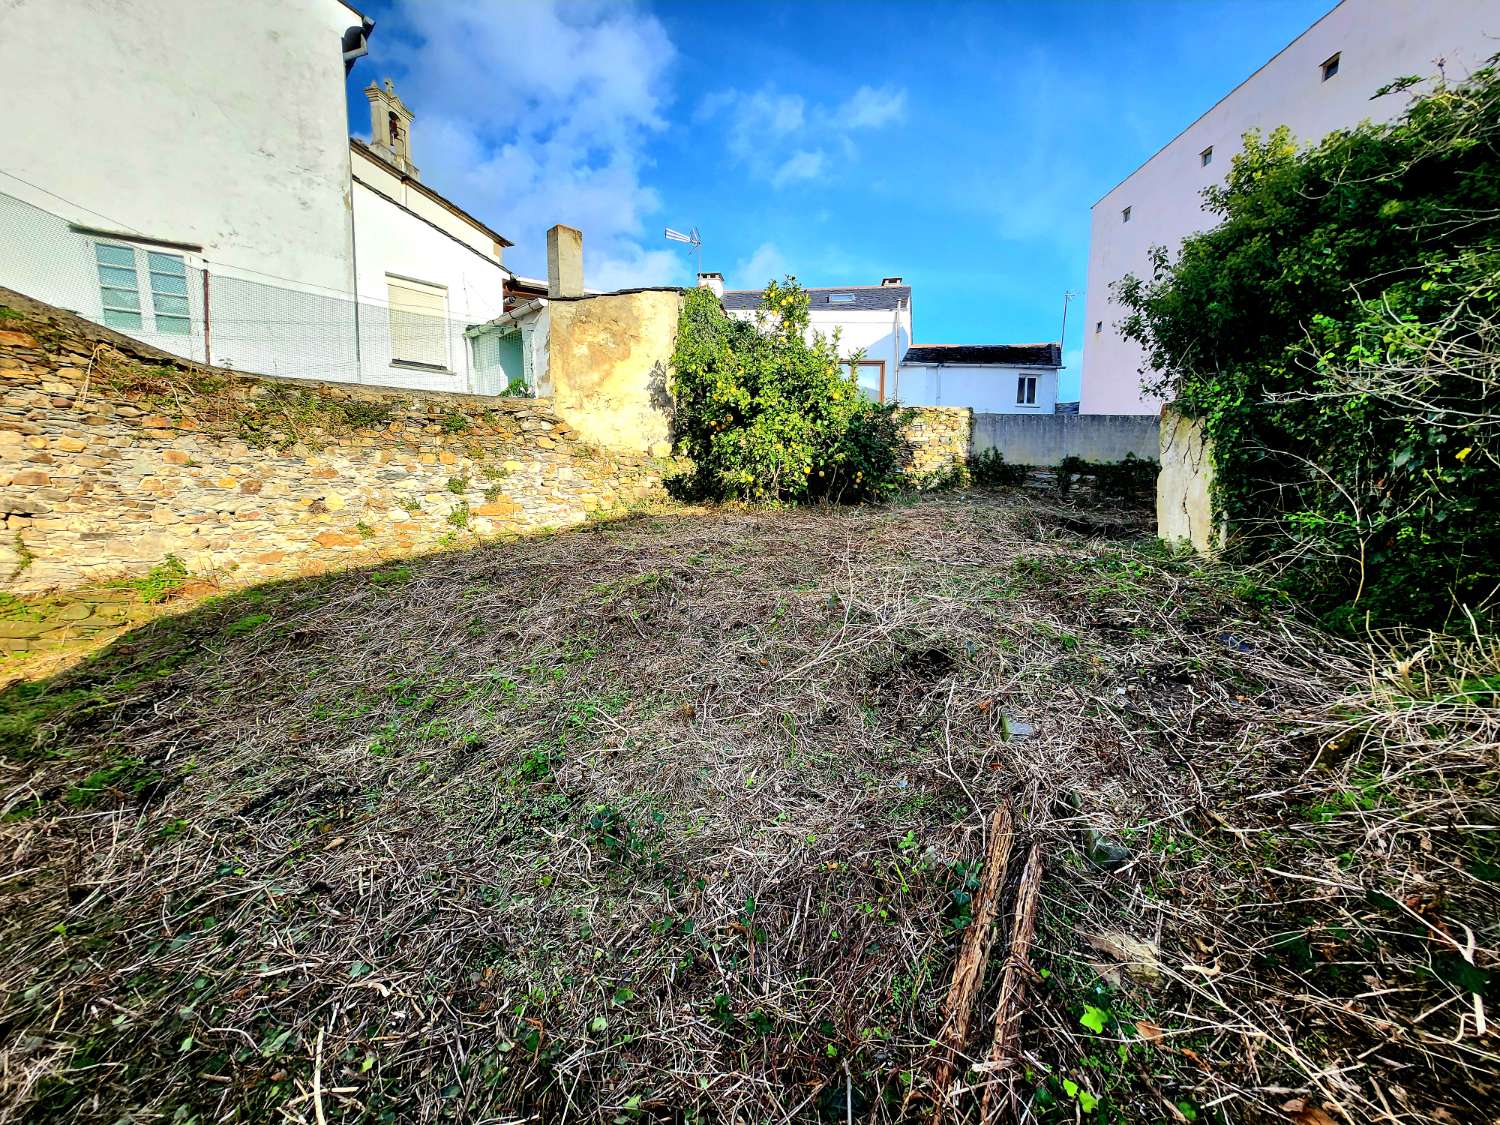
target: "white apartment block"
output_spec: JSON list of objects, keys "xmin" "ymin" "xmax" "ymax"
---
[{"xmin": 1081, "ymin": 0, "xmax": 1500, "ymax": 415}]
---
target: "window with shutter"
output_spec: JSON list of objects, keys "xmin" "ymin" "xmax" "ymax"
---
[{"xmin": 387, "ymin": 276, "xmax": 450, "ymax": 369}]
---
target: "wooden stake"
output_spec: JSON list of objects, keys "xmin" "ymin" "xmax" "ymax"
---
[
  {"xmin": 978, "ymin": 843, "xmax": 1043, "ymax": 1125},
  {"xmin": 930, "ymin": 803, "xmax": 1014, "ymax": 1124}
]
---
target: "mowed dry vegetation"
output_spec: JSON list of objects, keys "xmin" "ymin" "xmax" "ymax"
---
[{"xmin": 0, "ymin": 493, "xmax": 1494, "ymax": 1124}]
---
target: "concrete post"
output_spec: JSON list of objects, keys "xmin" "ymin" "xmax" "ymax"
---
[{"xmin": 546, "ymin": 225, "xmax": 584, "ymax": 299}]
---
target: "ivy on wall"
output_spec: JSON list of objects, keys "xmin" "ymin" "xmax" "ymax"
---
[{"xmin": 1117, "ymin": 63, "xmax": 1500, "ymax": 630}]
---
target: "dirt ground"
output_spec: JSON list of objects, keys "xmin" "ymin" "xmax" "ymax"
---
[{"xmin": 0, "ymin": 492, "xmax": 1493, "ymax": 1124}]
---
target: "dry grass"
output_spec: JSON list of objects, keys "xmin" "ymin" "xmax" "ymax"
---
[{"xmin": 0, "ymin": 492, "xmax": 1493, "ymax": 1123}]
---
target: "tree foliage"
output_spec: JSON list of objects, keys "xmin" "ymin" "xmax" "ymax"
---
[
  {"xmin": 668, "ymin": 279, "xmax": 908, "ymax": 504},
  {"xmin": 1117, "ymin": 64, "xmax": 1500, "ymax": 630}
]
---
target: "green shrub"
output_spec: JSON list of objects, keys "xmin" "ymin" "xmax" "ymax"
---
[
  {"xmin": 668, "ymin": 280, "xmax": 909, "ymax": 504},
  {"xmin": 1058, "ymin": 454, "xmax": 1158, "ymax": 503},
  {"xmin": 1117, "ymin": 65, "xmax": 1500, "ymax": 630},
  {"xmin": 968, "ymin": 449, "xmax": 1029, "ymax": 488}
]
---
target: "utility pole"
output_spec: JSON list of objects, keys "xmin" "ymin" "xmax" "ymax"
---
[{"xmin": 1059, "ymin": 290, "xmax": 1076, "ymax": 349}]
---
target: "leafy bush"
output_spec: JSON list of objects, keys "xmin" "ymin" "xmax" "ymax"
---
[
  {"xmin": 668, "ymin": 280, "xmax": 909, "ymax": 504},
  {"xmin": 968, "ymin": 448, "xmax": 1029, "ymax": 488},
  {"xmin": 1117, "ymin": 65, "xmax": 1500, "ymax": 630},
  {"xmin": 1058, "ymin": 454, "xmax": 1158, "ymax": 504}
]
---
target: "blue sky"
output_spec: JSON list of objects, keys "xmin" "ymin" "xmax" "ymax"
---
[{"xmin": 347, "ymin": 0, "xmax": 1335, "ymax": 399}]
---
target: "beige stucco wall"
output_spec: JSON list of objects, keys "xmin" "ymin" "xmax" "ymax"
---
[
  {"xmin": 546, "ymin": 290, "xmax": 680, "ymax": 455},
  {"xmin": 1156, "ymin": 408, "xmax": 1221, "ymax": 553}
]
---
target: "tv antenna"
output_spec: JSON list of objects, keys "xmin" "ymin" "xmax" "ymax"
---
[{"xmin": 664, "ymin": 226, "xmax": 702, "ymax": 274}]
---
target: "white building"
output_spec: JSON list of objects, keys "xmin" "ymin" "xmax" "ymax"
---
[
  {"xmin": 898, "ymin": 344, "xmax": 1063, "ymax": 414},
  {"xmin": 1081, "ymin": 0, "xmax": 1500, "ymax": 415},
  {"xmin": 717, "ymin": 277, "xmax": 912, "ymax": 402},
  {"xmin": 0, "ymin": 0, "xmax": 514, "ymax": 395}
]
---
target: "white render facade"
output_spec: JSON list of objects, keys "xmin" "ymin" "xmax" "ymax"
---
[
  {"xmin": 0, "ymin": 0, "xmax": 513, "ymax": 394},
  {"xmin": 718, "ymin": 279, "xmax": 912, "ymax": 403},
  {"xmin": 898, "ymin": 346, "xmax": 1063, "ymax": 414},
  {"xmin": 1081, "ymin": 0, "xmax": 1500, "ymax": 415}
]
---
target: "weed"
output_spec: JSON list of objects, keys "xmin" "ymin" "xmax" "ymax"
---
[
  {"xmin": 447, "ymin": 501, "xmax": 470, "ymax": 530},
  {"xmin": 369, "ymin": 566, "xmax": 413, "ymax": 587},
  {"xmin": 225, "ymin": 613, "xmax": 271, "ymax": 636},
  {"xmin": 127, "ymin": 555, "xmax": 190, "ymax": 604},
  {"xmin": 355, "ymin": 520, "xmax": 376, "ymax": 540},
  {"xmin": 446, "ymin": 476, "xmax": 469, "ymax": 495},
  {"xmin": 440, "ymin": 411, "xmax": 470, "ymax": 435}
]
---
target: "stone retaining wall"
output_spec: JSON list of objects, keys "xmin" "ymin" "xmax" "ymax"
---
[{"xmin": 0, "ymin": 289, "xmax": 668, "ymax": 602}]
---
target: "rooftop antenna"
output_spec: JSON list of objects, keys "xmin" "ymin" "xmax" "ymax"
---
[
  {"xmin": 1059, "ymin": 289, "xmax": 1076, "ymax": 350},
  {"xmin": 664, "ymin": 226, "xmax": 702, "ymax": 274}
]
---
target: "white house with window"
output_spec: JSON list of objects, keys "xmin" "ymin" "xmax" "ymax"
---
[
  {"xmin": 0, "ymin": 0, "xmax": 513, "ymax": 394},
  {"xmin": 897, "ymin": 344, "xmax": 1063, "ymax": 414},
  {"xmin": 1081, "ymin": 0, "xmax": 1500, "ymax": 414},
  {"xmin": 716, "ymin": 277, "xmax": 912, "ymax": 403}
]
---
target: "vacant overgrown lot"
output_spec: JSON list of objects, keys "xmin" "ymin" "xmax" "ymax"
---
[{"xmin": 0, "ymin": 494, "xmax": 1493, "ymax": 1123}]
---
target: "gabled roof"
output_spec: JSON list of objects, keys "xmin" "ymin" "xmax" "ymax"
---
[
  {"xmin": 350, "ymin": 139, "xmax": 514, "ymax": 249},
  {"xmin": 902, "ymin": 343, "xmax": 1062, "ymax": 367},
  {"xmin": 721, "ymin": 284, "xmax": 910, "ymax": 312}
]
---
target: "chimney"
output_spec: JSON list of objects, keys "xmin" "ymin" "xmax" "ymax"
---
[
  {"xmin": 546, "ymin": 224, "xmax": 584, "ymax": 298},
  {"xmin": 881, "ymin": 276, "xmax": 903, "ymax": 287},
  {"xmin": 364, "ymin": 78, "xmax": 418, "ymax": 178},
  {"xmin": 697, "ymin": 271, "xmax": 724, "ymax": 298}
]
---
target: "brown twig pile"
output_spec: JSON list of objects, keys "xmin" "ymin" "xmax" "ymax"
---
[{"xmin": 0, "ymin": 491, "xmax": 1492, "ymax": 1123}]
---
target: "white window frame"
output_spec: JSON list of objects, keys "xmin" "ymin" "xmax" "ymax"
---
[
  {"xmin": 93, "ymin": 240, "xmax": 195, "ymax": 337},
  {"xmin": 386, "ymin": 274, "xmax": 451, "ymax": 371},
  {"xmin": 94, "ymin": 242, "xmax": 142, "ymax": 332},
  {"xmin": 1016, "ymin": 374, "xmax": 1038, "ymax": 407}
]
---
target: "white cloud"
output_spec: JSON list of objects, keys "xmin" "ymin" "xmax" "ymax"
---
[
  {"xmin": 697, "ymin": 82, "xmax": 907, "ymax": 188},
  {"xmin": 375, "ymin": 0, "xmax": 681, "ymax": 290},
  {"xmin": 772, "ymin": 150, "xmax": 826, "ymax": 188},
  {"xmin": 733, "ymin": 242, "xmax": 788, "ymax": 289},
  {"xmin": 840, "ymin": 85, "xmax": 907, "ymax": 129}
]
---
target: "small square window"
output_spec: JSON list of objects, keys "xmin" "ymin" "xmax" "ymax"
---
[
  {"xmin": 1016, "ymin": 375, "xmax": 1037, "ymax": 406},
  {"xmin": 1200, "ymin": 146, "xmax": 1213, "ymax": 166},
  {"xmin": 1095, "ymin": 321, "xmax": 1103, "ymax": 334},
  {"xmin": 1321, "ymin": 52, "xmax": 1340, "ymax": 81},
  {"xmin": 1121, "ymin": 206, "xmax": 1131, "ymax": 223}
]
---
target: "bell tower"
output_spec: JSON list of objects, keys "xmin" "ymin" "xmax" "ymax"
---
[{"xmin": 364, "ymin": 78, "xmax": 418, "ymax": 178}]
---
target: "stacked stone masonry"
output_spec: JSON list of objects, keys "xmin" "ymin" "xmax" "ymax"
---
[
  {"xmin": 898, "ymin": 406, "xmax": 972, "ymax": 480},
  {"xmin": 0, "ymin": 292, "xmax": 667, "ymax": 601}
]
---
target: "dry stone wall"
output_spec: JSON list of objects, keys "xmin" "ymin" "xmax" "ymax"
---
[
  {"xmin": 0, "ymin": 290, "xmax": 667, "ymax": 602},
  {"xmin": 898, "ymin": 406, "xmax": 972, "ymax": 480}
]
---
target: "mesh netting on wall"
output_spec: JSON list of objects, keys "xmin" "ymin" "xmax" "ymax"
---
[{"xmin": 0, "ymin": 187, "xmax": 506, "ymax": 393}]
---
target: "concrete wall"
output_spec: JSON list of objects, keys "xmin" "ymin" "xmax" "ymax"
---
[
  {"xmin": 0, "ymin": 289, "xmax": 665, "ymax": 602},
  {"xmin": 546, "ymin": 289, "xmax": 680, "ymax": 455},
  {"xmin": 0, "ymin": 0, "xmax": 360, "ymax": 299},
  {"xmin": 1156, "ymin": 409, "xmax": 1220, "ymax": 553},
  {"xmin": 1081, "ymin": 0, "xmax": 1500, "ymax": 415},
  {"xmin": 899, "ymin": 365, "xmax": 1060, "ymax": 414},
  {"xmin": 971, "ymin": 413, "xmax": 1158, "ymax": 466}
]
